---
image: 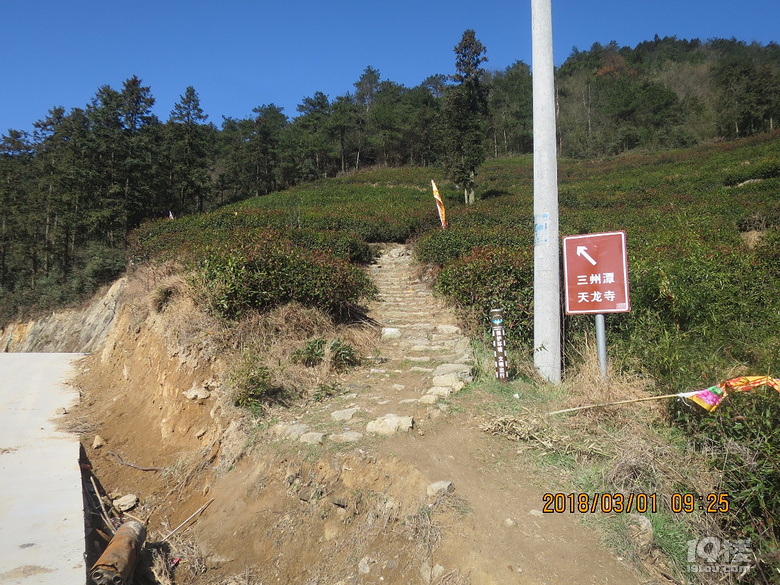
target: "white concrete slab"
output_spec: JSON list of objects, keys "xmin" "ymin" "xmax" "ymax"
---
[{"xmin": 0, "ymin": 353, "xmax": 85, "ymax": 585}]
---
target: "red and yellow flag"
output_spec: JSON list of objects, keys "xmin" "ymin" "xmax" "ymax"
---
[
  {"xmin": 686, "ymin": 376, "xmax": 780, "ymax": 412},
  {"xmin": 431, "ymin": 180, "xmax": 447, "ymax": 229}
]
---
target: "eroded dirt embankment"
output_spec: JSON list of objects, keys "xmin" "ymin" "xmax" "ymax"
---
[
  {"xmin": 10, "ymin": 251, "xmax": 645, "ymax": 584},
  {"xmin": 3, "ymin": 278, "xmax": 126, "ymax": 353}
]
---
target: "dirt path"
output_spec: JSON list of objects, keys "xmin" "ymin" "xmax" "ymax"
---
[
  {"xmin": 75, "ymin": 244, "xmax": 646, "ymax": 584},
  {"xmin": 247, "ymin": 244, "xmax": 643, "ymax": 584}
]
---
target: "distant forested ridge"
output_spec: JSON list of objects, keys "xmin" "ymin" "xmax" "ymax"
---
[{"xmin": 1, "ymin": 36, "xmax": 778, "ymax": 324}]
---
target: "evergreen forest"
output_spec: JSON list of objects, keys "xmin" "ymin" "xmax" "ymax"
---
[{"xmin": 1, "ymin": 35, "xmax": 779, "ymax": 323}]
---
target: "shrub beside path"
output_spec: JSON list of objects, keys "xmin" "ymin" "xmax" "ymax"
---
[
  {"xmin": 279, "ymin": 242, "xmax": 476, "ymax": 443},
  {"xmin": 270, "ymin": 243, "xmax": 643, "ymax": 584}
]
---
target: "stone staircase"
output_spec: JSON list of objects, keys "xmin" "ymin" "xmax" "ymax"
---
[{"xmin": 277, "ymin": 243, "xmax": 475, "ymax": 444}]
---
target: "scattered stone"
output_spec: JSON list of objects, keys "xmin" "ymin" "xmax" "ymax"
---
[
  {"xmin": 432, "ymin": 373, "xmax": 465, "ymax": 391},
  {"xmin": 427, "ymin": 480, "xmax": 454, "ymax": 497},
  {"xmin": 55, "ymin": 407, "xmax": 68, "ymax": 415},
  {"xmin": 330, "ymin": 431, "xmax": 362, "ymax": 443},
  {"xmin": 92, "ymin": 435, "xmax": 106, "ymax": 449},
  {"xmin": 392, "ymin": 384, "xmax": 405, "ymax": 391},
  {"xmin": 284, "ymin": 424, "xmax": 310, "ymax": 439},
  {"xmin": 418, "ymin": 395, "xmax": 438, "ymax": 405},
  {"xmin": 366, "ymin": 414, "xmax": 414, "ymax": 436},
  {"xmin": 436, "ymin": 324, "xmax": 462, "ymax": 335},
  {"xmin": 404, "ymin": 356, "xmax": 431, "ymax": 363},
  {"xmin": 627, "ymin": 514, "xmax": 654, "ymax": 556},
  {"xmin": 324, "ymin": 522, "xmax": 340, "ymax": 541},
  {"xmin": 182, "ymin": 384, "xmax": 210, "ymax": 401},
  {"xmin": 299, "ymin": 432, "xmax": 325, "ymax": 445},
  {"xmin": 504, "ymin": 518, "xmax": 516, "ymax": 527},
  {"xmin": 113, "ymin": 494, "xmax": 138, "ymax": 512},
  {"xmin": 432, "ymin": 564, "xmax": 445, "ymax": 582},
  {"xmin": 358, "ymin": 557, "xmax": 371, "ymax": 574},
  {"xmin": 432, "ymin": 363, "xmax": 473, "ymax": 379},
  {"xmin": 399, "ymin": 398, "xmax": 418, "ymax": 404},
  {"xmin": 409, "ymin": 366, "xmax": 434, "ymax": 373},
  {"xmin": 269, "ymin": 422, "xmax": 288, "ymax": 437},
  {"xmin": 427, "ymin": 386, "xmax": 453, "ymax": 397},
  {"xmin": 195, "ymin": 428, "xmax": 207, "ymax": 439},
  {"xmin": 205, "ymin": 554, "xmax": 232, "ymax": 570},
  {"xmin": 381, "ymin": 328, "xmax": 401, "ymax": 339},
  {"xmin": 370, "ymin": 368, "xmax": 387, "ymax": 374},
  {"xmin": 529, "ymin": 509, "xmax": 544, "ymax": 517},
  {"xmin": 384, "ymin": 558, "xmax": 398, "ymax": 570},
  {"xmin": 331, "ymin": 407, "xmax": 360, "ymax": 422}
]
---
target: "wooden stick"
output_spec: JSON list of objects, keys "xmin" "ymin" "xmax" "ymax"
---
[
  {"xmin": 546, "ymin": 392, "xmax": 695, "ymax": 415},
  {"xmin": 90, "ymin": 475, "xmax": 116, "ymax": 536},
  {"xmin": 109, "ymin": 451, "xmax": 164, "ymax": 472},
  {"xmin": 160, "ymin": 499, "xmax": 214, "ymax": 544}
]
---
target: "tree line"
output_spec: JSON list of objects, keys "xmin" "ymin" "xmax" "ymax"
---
[{"xmin": 1, "ymin": 34, "xmax": 778, "ymax": 324}]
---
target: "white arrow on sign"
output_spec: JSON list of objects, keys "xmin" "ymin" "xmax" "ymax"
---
[{"xmin": 576, "ymin": 246, "xmax": 597, "ymax": 266}]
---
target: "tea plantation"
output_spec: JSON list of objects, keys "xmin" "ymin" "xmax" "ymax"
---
[{"xmin": 132, "ymin": 131, "xmax": 780, "ymax": 571}]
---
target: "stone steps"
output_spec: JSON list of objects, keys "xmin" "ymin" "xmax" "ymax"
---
[{"xmin": 278, "ymin": 243, "xmax": 474, "ymax": 443}]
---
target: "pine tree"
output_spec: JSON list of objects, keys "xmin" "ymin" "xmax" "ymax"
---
[{"xmin": 443, "ymin": 30, "xmax": 488, "ymax": 204}]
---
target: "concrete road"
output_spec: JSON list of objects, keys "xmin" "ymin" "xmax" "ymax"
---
[{"xmin": 0, "ymin": 353, "xmax": 85, "ymax": 585}]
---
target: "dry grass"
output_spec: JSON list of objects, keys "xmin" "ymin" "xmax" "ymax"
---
[
  {"xmin": 561, "ymin": 337, "xmax": 663, "ymax": 424},
  {"xmin": 162, "ymin": 444, "xmax": 218, "ymax": 496},
  {"xmin": 480, "ymin": 344, "xmax": 726, "ymax": 583},
  {"xmin": 403, "ymin": 503, "xmax": 443, "ymax": 559},
  {"xmin": 127, "ymin": 263, "xmax": 381, "ymax": 419}
]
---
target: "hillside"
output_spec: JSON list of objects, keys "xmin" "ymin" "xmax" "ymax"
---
[
  {"xmin": 7, "ymin": 131, "xmax": 780, "ymax": 582},
  {"xmin": 66, "ymin": 244, "xmax": 653, "ymax": 585}
]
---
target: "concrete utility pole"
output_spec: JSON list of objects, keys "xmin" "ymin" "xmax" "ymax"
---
[{"xmin": 531, "ymin": 0, "xmax": 561, "ymax": 383}]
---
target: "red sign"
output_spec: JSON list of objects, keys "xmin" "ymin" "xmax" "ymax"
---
[{"xmin": 563, "ymin": 231, "xmax": 630, "ymax": 315}]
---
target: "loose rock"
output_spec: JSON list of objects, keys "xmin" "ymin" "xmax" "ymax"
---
[
  {"xmin": 182, "ymin": 384, "xmax": 211, "ymax": 401},
  {"xmin": 284, "ymin": 424, "xmax": 310, "ymax": 438},
  {"xmin": 427, "ymin": 480, "xmax": 454, "ymax": 497},
  {"xmin": 113, "ymin": 494, "xmax": 138, "ymax": 512},
  {"xmin": 331, "ymin": 407, "xmax": 360, "ymax": 422},
  {"xmin": 358, "ymin": 557, "xmax": 371, "ymax": 574},
  {"xmin": 299, "ymin": 432, "xmax": 325, "ymax": 445},
  {"xmin": 330, "ymin": 431, "xmax": 362, "ymax": 443},
  {"xmin": 381, "ymin": 328, "xmax": 401, "ymax": 339},
  {"xmin": 627, "ymin": 514, "xmax": 654, "ymax": 556},
  {"xmin": 366, "ymin": 414, "xmax": 414, "ymax": 436}
]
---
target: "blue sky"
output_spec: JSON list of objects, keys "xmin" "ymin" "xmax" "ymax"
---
[{"xmin": 1, "ymin": 0, "xmax": 778, "ymax": 135}]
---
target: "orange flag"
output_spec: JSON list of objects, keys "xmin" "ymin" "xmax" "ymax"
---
[
  {"xmin": 431, "ymin": 180, "xmax": 447, "ymax": 229},
  {"xmin": 687, "ymin": 376, "xmax": 780, "ymax": 412}
]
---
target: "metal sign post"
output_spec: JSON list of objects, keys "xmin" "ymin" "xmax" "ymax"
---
[{"xmin": 562, "ymin": 231, "xmax": 631, "ymax": 379}]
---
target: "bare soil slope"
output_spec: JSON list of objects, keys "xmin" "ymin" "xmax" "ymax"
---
[{"xmin": 72, "ymin": 245, "xmax": 643, "ymax": 584}]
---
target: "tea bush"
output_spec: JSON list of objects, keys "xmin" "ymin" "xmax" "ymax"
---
[
  {"xmin": 415, "ymin": 226, "xmax": 526, "ymax": 267},
  {"xmin": 435, "ymin": 245, "xmax": 534, "ymax": 347},
  {"xmin": 191, "ymin": 242, "xmax": 377, "ymax": 320}
]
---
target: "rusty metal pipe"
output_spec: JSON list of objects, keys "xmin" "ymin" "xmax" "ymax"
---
[{"xmin": 89, "ymin": 520, "xmax": 146, "ymax": 585}]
